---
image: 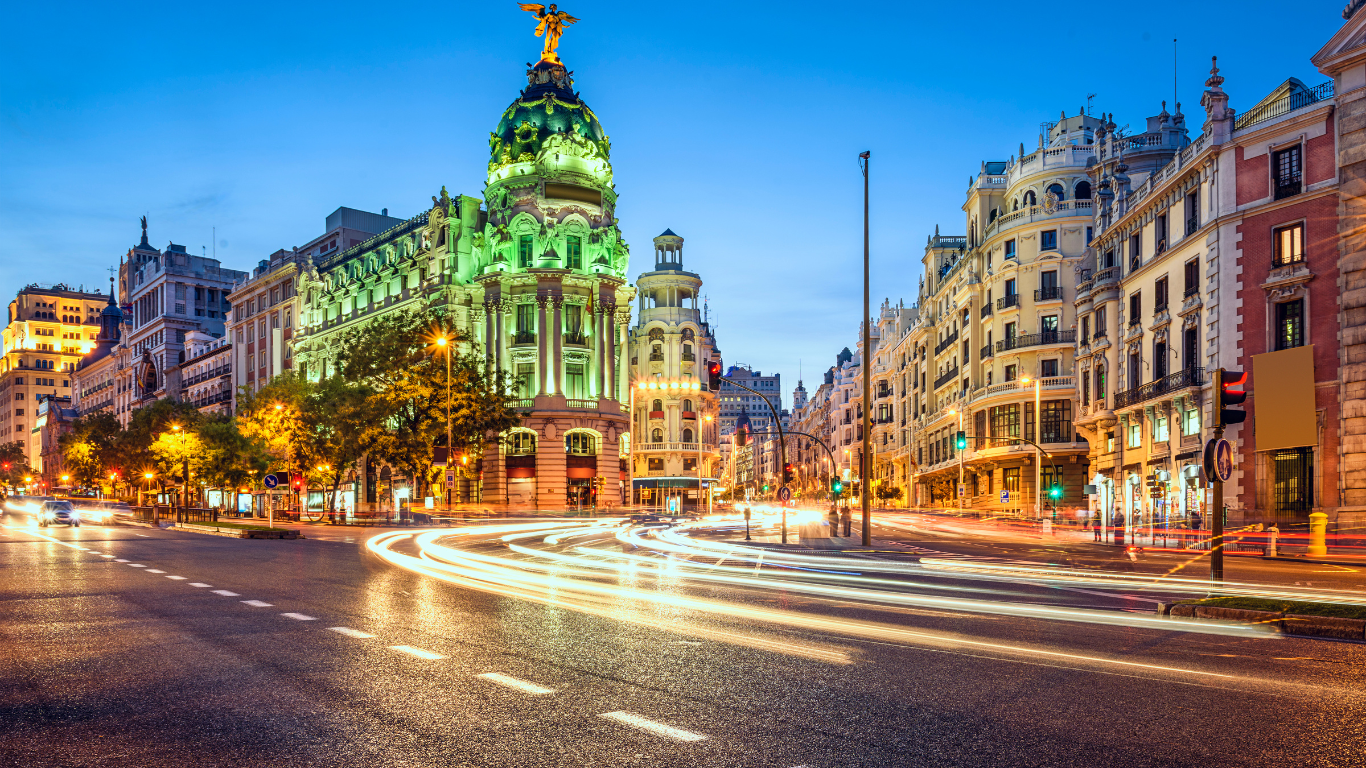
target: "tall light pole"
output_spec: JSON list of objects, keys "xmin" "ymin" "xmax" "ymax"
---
[
  {"xmin": 859, "ymin": 150, "xmax": 872, "ymax": 545},
  {"xmin": 1021, "ymin": 376, "xmax": 1042, "ymax": 518},
  {"xmin": 435, "ymin": 333, "xmax": 453, "ymax": 512},
  {"xmin": 949, "ymin": 408, "xmax": 964, "ymax": 513}
]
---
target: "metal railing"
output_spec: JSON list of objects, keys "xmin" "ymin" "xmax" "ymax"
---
[
  {"xmin": 1034, "ymin": 286, "xmax": 1062, "ymax": 302},
  {"xmin": 563, "ymin": 331, "xmax": 588, "ymax": 346},
  {"xmin": 934, "ymin": 330, "xmax": 959, "ymax": 356},
  {"xmin": 981, "ymin": 344, "xmax": 994, "ymax": 360},
  {"xmin": 933, "ymin": 366, "xmax": 959, "ymax": 390},
  {"xmin": 981, "ymin": 304, "xmax": 993, "ymax": 319},
  {"xmin": 1114, "ymin": 366, "xmax": 1205, "ymax": 410},
  {"xmin": 1234, "ymin": 80, "xmax": 1333, "ymax": 130},
  {"xmin": 512, "ymin": 331, "xmax": 536, "ymax": 345},
  {"xmin": 995, "ymin": 330, "xmax": 1075, "ymax": 352},
  {"xmin": 996, "ymin": 294, "xmax": 1021, "ymax": 310}
]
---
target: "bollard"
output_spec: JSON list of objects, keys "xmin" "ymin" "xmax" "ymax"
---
[
  {"xmin": 1265, "ymin": 525, "xmax": 1278, "ymax": 557},
  {"xmin": 1307, "ymin": 512, "xmax": 1328, "ymax": 556}
]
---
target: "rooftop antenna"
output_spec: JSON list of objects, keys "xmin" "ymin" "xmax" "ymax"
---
[
  {"xmin": 1086, "ymin": 93, "xmax": 1096, "ymax": 115},
  {"xmin": 1173, "ymin": 38, "xmax": 1178, "ymax": 112},
  {"xmin": 213, "ymin": 226, "xmax": 216, "ymax": 259}
]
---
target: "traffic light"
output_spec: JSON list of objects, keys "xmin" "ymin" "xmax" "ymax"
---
[
  {"xmin": 831, "ymin": 479, "xmax": 843, "ymax": 496},
  {"xmin": 762, "ymin": 484, "xmax": 769, "ymax": 492},
  {"xmin": 735, "ymin": 413, "xmax": 751, "ymax": 447},
  {"xmin": 955, "ymin": 431, "xmax": 967, "ymax": 450},
  {"xmin": 707, "ymin": 361, "xmax": 722, "ymax": 392},
  {"xmin": 782, "ymin": 463, "xmax": 794, "ymax": 484},
  {"xmin": 1214, "ymin": 368, "xmax": 1248, "ymax": 428},
  {"xmin": 1048, "ymin": 484, "xmax": 1062, "ymax": 500}
]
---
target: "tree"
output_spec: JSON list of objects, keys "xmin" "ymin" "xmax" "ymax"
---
[
  {"xmin": 60, "ymin": 412, "xmax": 123, "ymax": 489},
  {"xmin": 235, "ymin": 372, "xmax": 322, "ymax": 484},
  {"xmin": 119, "ymin": 399, "xmax": 204, "ymax": 495},
  {"xmin": 874, "ymin": 484, "xmax": 903, "ymax": 504},
  {"xmin": 150, "ymin": 427, "xmax": 206, "ymax": 503},
  {"xmin": 198, "ymin": 417, "xmax": 269, "ymax": 509},
  {"xmin": 0, "ymin": 441, "xmax": 30, "ymax": 491},
  {"xmin": 336, "ymin": 308, "xmax": 520, "ymax": 503},
  {"xmin": 311, "ymin": 374, "xmax": 382, "ymax": 518}
]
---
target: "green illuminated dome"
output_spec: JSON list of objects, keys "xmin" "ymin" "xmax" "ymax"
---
[{"xmin": 488, "ymin": 60, "xmax": 610, "ymax": 173}]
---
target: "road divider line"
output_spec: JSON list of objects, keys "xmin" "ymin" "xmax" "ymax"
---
[
  {"xmin": 598, "ymin": 711, "xmax": 708, "ymax": 742},
  {"xmin": 211, "ymin": 590, "xmax": 240, "ymax": 596},
  {"xmin": 241, "ymin": 600, "xmax": 273, "ymax": 607},
  {"xmin": 281, "ymin": 612, "xmax": 316, "ymax": 621},
  {"xmin": 389, "ymin": 645, "xmax": 445, "ymax": 660},
  {"xmin": 115, "ymin": 559, "xmax": 129, "ymax": 562},
  {"xmin": 189, "ymin": 583, "xmax": 212, "ymax": 587},
  {"xmin": 146, "ymin": 569, "xmax": 165, "ymax": 574},
  {"xmin": 165, "ymin": 575, "xmax": 187, "ymax": 580},
  {"xmin": 101, "ymin": 555, "xmax": 115, "ymax": 558},
  {"xmin": 328, "ymin": 627, "xmax": 375, "ymax": 639},
  {"xmin": 128, "ymin": 564, "xmax": 147, "ymax": 568},
  {"xmin": 476, "ymin": 672, "xmax": 556, "ymax": 695}
]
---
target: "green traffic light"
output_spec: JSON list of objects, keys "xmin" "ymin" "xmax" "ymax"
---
[
  {"xmin": 763, "ymin": 485, "xmax": 769, "ymax": 491},
  {"xmin": 1048, "ymin": 486, "xmax": 1062, "ymax": 499}
]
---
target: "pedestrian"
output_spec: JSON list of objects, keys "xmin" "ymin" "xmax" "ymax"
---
[
  {"xmin": 828, "ymin": 507, "xmax": 841, "ymax": 537},
  {"xmin": 1190, "ymin": 510, "xmax": 1202, "ymax": 531},
  {"xmin": 841, "ymin": 507, "xmax": 853, "ymax": 537}
]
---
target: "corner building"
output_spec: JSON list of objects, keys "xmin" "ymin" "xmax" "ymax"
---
[{"xmin": 293, "ymin": 56, "xmax": 634, "ymax": 511}]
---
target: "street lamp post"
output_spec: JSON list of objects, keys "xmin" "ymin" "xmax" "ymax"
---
[
  {"xmin": 949, "ymin": 408, "xmax": 964, "ymax": 513},
  {"xmin": 859, "ymin": 149, "xmax": 872, "ymax": 546},
  {"xmin": 1020, "ymin": 376, "xmax": 1042, "ymax": 519},
  {"xmin": 435, "ymin": 333, "xmax": 453, "ymax": 515}
]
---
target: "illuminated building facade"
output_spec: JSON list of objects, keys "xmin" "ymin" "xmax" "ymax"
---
[
  {"xmin": 2, "ymin": 283, "xmax": 110, "ymax": 471},
  {"xmin": 626, "ymin": 231, "xmax": 721, "ymax": 507},
  {"xmin": 292, "ymin": 55, "xmax": 635, "ymax": 510}
]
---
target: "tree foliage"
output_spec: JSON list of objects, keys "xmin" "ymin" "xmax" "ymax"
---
[
  {"xmin": 59, "ymin": 412, "xmax": 123, "ymax": 487},
  {"xmin": 0, "ymin": 441, "xmax": 30, "ymax": 488}
]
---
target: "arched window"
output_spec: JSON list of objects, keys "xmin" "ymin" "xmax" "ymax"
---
[
  {"xmin": 682, "ymin": 428, "xmax": 694, "ymax": 443},
  {"xmin": 989, "ymin": 208, "xmax": 999, "ymax": 223},
  {"xmin": 1024, "ymin": 190, "xmax": 1037, "ymax": 207},
  {"xmin": 651, "ymin": 399, "xmax": 663, "ymax": 412},
  {"xmin": 651, "ymin": 428, "xmax": 663, "ymax": 442},
  {"xmin": 651, "ymin": 344, "xmax": 662, "ymax": 360},
  {"xmin": 1075, "ymin": 181, "xmax": 1092, "ymax": 200},
  {"xmin": 1012, "ymin": 198, "xmax": 1020, "ymax": 212},
  {"xmin": 1047, "ymin": 183, "xmax": 1064, "ymax": 200},
  {"xmin": 508, "ymin": 430, "xmax": 536, "ymax": 455},
  {"xmin": 683, "ymin": 399, "xmax": 693, "ymax": 412},
  {"xmin": 1094, "ymin": 363, "xmax": 1106, "ymax": 403},
  {"xmin": 565, "ymin": 431, "xmax": 597, "ymax": 455}
]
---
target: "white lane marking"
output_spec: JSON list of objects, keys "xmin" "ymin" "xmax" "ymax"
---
[
  {"xmin": 599, "ymin": 711, "xmax": 708, "ymax": 742},
  {"xmin": 165, "ymin": 575, "xmax": 187, "ymax": 580},
  {"xmin": 146, "ymin": 569, "xmax": 166, "ymax": 574},
  {"xmin": 115, "ymin": 559, "xmax": 129, "ymax": 563},
  {"xmin": 101, "ymin": 555, "xmax": 115, "ymax": 558},
  {"xmin": 329, "ymin": 627, "xmax": 375, "ymax": 639},
  {"xmin": 281, "ymin": 612, "xmax": 316, "ymax": 621},
  {"xmin": 389, "ymin": 645, "xmax": 445, "ymax": 660},
  {"xmin": 241, "ymin": 600, "xmax": 274, "ymax": 607},
  {"xmin": 477, "ymin": 672, "xmax": 556, "ymax": 695},
  {"xmin": 135, "ymin": 533, "xmax": 150, "ymax": 537},
  {"xmin": 211, "ymin": 590, "xmax": 240, "ymax": 597},
  {"xmin": 189, "ymin": 583, "xmax": 212, "ymax": 588},
  {"xmin": 128, "ymin": 564, "xmax": 147, "ymax": 568}
]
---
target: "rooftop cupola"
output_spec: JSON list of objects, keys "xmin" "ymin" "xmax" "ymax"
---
[{"xmin": 653, "ymin": 229, "xmax": 684, "ymax": 270}]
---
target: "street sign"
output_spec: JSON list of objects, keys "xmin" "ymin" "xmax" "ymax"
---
[
  {"xmin": 445, "ymin": 471, "xmax": 456, "ymax": 486},
  {"xmin": 1205, "ymin": 439, "xmax": 1235, "ymax": 482},
  {"xmin": 777, "ymin": 486, "xmax": 791, "ymax": 502},
  {"xmin": 263, "ymin": 473, "xmax": 280, "ymax": 489},
  {"xmin": 1000, "ymin": 490, "xmax": 1010, "ymax": 504},
  {"xmin": 957, "ymin": 483, "xmax": 966, "ymax": 498}
]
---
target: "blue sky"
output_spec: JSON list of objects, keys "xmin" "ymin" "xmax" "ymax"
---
[{"xmin": 1, "ymin": 1, "xmax": 1345, "ymax": 405}]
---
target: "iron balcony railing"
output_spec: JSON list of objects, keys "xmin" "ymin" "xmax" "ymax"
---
[
  {"xmin": 1186, "ymin": 216, "xmax": 1199, "ymax": 236},
  {"xmin": 1113, "ymin": 366, "xmax": 1205, "ymax": 410},
  {"xmin": 512, "ymin": 331, "xmax": 536, "ymax": 345},
  {"xmin": 1234, "ymin": 80, "xmax": 1333, "ymax": 130},
  {"xmin": 933, "ymin": 366, "xmax": 959, "ymax": 390},
  {"xmin": 1034, "ymin": 286, "xmax": 1062, "ymax": 302},
  {"xmin": 995, "ymin": 329, "xmax": 1075, "ymax": 353},
  {"xmin": 1274, "ymin": 177, "xmax": 1302, "ymax": 201},
  {"xmin": 981, "ymin": 303, "xmax": 993, "ymax": 319},
  {"xmin": 934, "ymin": 330, "xmax": 959, "ymax": 356},
  {"xmin": 996, "ymin": 294, "xmax": 1021, "ymax": 310},
  {"xmin": 563, "ymin": 331, "xmax": 588, "ymax": 346},
  {"xmin": 981, "ymin": 343, "xmax": 994, "ymax": 360}
]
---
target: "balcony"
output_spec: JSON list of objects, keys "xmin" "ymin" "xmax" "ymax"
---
[
  {"xmin": 1034, "ymin": 286, "xmax": 1062, "ymax": 302},
  {"xmin": 933, "ymin": 366, "xmax": 959, "ymax": 391},
  {"xmin": 563, "ymin": 331, "xmax": 588, "ymax": 346},
  {"xmin": 565, "ymin": 398, "xmax": 597, "ymax": 409},
  {"xmin": 996, "ymin": 293, "xmax": 1021, "ymax": 311},
  {"xmin": 981, "ymin": 304, "xmax": 993, "ymax": 319},
  {"xmin": 995, "ymin": 330, "xmax": 1075, "ymax": 353},
  {"xmin": 681, "ymin": 352, "xmax": 695, "ymax": 362},
  {"xmin": 649, "ymin": 353, "xmax": 664, "ymax": 362},
  {"xmin": 1183, "ymin": 285, "xmax": 1199, "ymax": 298},
  {"xmin": 512, "ymin": 331, "xmax": 536, "ymax": 345},
  {"xmin": 1274, "ymin": 177, "xmax": 1302, "ymax": 201},
  {"xmin": 876, "ymin": 386, "xmax": 893, "ymax": 399},
  {"xmin": 1093, "ymin": 266, "xmax": 1120, "ymax": 286},
  {"xmin": 1113, "ymin": 366, "xmax": 1205, "ymax": 410},
  {"xmin": 681, "ymin": 411, "xmax": 696, "ymax": 420},
  {"xmin": 934, "ymin": 330, "xmax": 959, "ymax": 356},
  {"xmin": 649, "ymin": 410, "xmax": 665, "ymax": 420},
  {"xmin": 1186, "ymin": 216, "xmax": 1199, "ymax": 236},
  {"xmin": 981, "ymin": 343, "xmax": 994, "ymax": 360}
]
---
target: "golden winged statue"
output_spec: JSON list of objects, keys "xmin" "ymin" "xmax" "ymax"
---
[{"xmin": 518, "ymin": 3, "xmax": 579, "ymax": 63}]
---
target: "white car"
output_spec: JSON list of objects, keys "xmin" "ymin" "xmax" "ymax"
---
[{"xmin": 37, "ymin": 500, "xmax": 79, "ymax": 527}]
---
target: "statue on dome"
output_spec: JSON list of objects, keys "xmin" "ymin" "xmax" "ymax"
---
[{"xmin": 518, "ymin": 3, "xmax": 579, "ymax": 64}]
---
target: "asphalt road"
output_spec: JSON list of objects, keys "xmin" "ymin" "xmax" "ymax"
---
[{"xmin": 3, "ymin": 511, "xmax": 1365, "ymax": 767}]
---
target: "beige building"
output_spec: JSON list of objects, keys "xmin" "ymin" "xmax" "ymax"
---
[{"xmin": 1, "ymin": 282, "xmax": 109, "ymax": 472}]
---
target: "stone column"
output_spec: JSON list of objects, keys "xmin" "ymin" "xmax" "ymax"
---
[
  {"xmin": 551, "ymin": 297, "xmax": 564, "ymax": 396},
  {"xmin": 594, "ymin": 303, "xmax": 606, "ymax": 399},
  {"xmin": 537, "ymin": 297, "xmax": 549, "ymax": 395},
  {"xmin": 482, "ymin": 303, "xmax": 495, "ymax": 367}
]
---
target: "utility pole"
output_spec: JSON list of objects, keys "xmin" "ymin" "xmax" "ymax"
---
[{"xmin": 859, "ymin": 150, "xmax": 872, "ymax": 546}]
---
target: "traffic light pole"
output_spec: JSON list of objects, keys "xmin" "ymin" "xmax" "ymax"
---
[
  {"xmin": 1210, "ymin": 368, "xmax": 1226, "ymax": 584},
  {"xmin": 720, "ymin": 376, "xmax": 790, "ymax": 542},
  {"xmin": 859, "ymin": 150, "xmax": 872, "ymax": 547}
]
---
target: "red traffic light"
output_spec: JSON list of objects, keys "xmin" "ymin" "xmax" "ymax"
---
[
  {"xmin": 707, "ymin": 361, "xmax": 723, "ymax": 392},
  {"xmin": 1216, "ymin": 368, "xmax": 1248, "ymax": 427}
]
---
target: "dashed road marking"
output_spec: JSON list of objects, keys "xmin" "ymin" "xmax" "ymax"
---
[
  {"xmin": 477, "ymin": 672, "xmax": 556, "ymax": 695},
  {"xmin": 135, "ymin": 534, "xmax": 150, "ymax": 537},
  {"xmin": 329, "ymin": 627, "xmax": 375, "ymax": 639},
  {"xmin": 115, "ymin": 559, "xmax": 129, "ymax": 563},
  {"xmin": 281, "ymin": 612, "xmax": 316, "ymax": 621},
  {"xmin": 211, "ymin": 590, "xmax": 240, "ymax": 597},
  {"xmin": 189, "ymin": 583, "xmax": 212, "ymax": 588},
  {"xmin": 389, "ymin": 645, "xmax": 445, "ymax": 660},
  {"xmin": 165, "ymin": 575, "xmax": 187, "ymax": 580},
  {"xmin": 146, "ymin": 569, "xmax": 166, "ymax": 574},
  {"xmin": 129, "ymin": 564, "xmax": 147, "ymax": 568},
  {"xmin": 101, "ymin": 555, "xmax": 115, "ymax": 558},
  {"xmin": 242, "ymin": 600, "xmax": 274, "ymax": 608},
  {"xmin": 598, "ymin": 711, "xmax": 708, "ymax": 742}
]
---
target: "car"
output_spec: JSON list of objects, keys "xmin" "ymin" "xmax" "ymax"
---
[
  {"xmin": 37, "ymin": 500, "xmax": 79, "ymax": 527},
  {"xmin": 71, "ymin": 500, "xmax": 130, "ymax": 525}
]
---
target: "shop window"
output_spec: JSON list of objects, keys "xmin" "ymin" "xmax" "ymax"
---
[{"xmin": 648, "ymin": 458, "xmax": 664, "ymax": 471}]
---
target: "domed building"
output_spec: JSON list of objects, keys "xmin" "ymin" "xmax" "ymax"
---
[{"xmin": 292, "ymin": 49, "xmax": 636, "ymax": 511}]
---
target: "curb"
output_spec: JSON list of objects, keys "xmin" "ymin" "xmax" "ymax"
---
[
  {"xmin": 1157, "ymin": 603, "xmax": 1366, "ymax": 640},
  {"xmin": 175, "ymin": 522, "xmax": 302, "ymax": 539},
  {"xmin": 1261, "ymin": 556, "xmax": 1366, "ymax": 567}
]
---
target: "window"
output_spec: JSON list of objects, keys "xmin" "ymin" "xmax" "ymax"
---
[
  {"xmin": 1004, "ymin": 364, "xmax": 1017, "ymax": 382},
  {"xmin": 1183, "ymin": 406, "xmax": 1200, "ymax": 436},
  {"xmin": 1129, "ymin": 234, "xmax": 1142, "ymax": 270},
  {"xmin": 1082, "ymin": 369, "xmax": 1090, "ymax": 405},
  {"xmin": 1103, "ymin": 248, "xmax": 1115, "ymax": 269},
  {"xmin": 175, "ymin": 303, "xmax": 185, "ymax": 315},
  {"xmin": 651, "ymin": 428, "xmax": 663, "ymax": 443},
  {"xmin": 1272, "ymin": 145, "xmax": 1302, "ymax": 200},
  {"xmin": 1184, "ymin": 260, "xmax": 1200, "ymax": 296},
  {"xmin": 651, "ymin": 399, "xmax": 663, "ymax": 413},
  {"xmin": 1154, "ymin": 413, "xmax": 1169, "ymax": 442},
  {"xmin": 1003, "ymin": 467, "xmax": 1021, "ymax": 492},
  {"xmin": 1106, "ymin": 431, "xmax": 1115, "ymax": 453},
  {"xmin": 1155, "ymin": 213, "xmax": 1169, "ymax": 253},
  {"xmin": 1023, "ymin": 190, "xmax": 1036, "ymax": 207},
  {"xmin": 990, "ymin": 404, "xmax": 1020, "ymax": 441},
  {"xmin": 565, "ymin": 431, "xmax": 596, "ymax": 455},
  {"xmin": 564, "ymin": 363, "xmax": 586, "ymax": 399},
  {"xmin": 1040, "ymin": 230, "xmax": 1057, "ymax": 251},
  {"xmin": 518, "ymin": 235, "xmax": 533, "ymax": 268},
  {"xmin": 1086, "ymin": 226, "xmax": 1094, "ymax": 244},
  {"xmin": 1275, "ymin": 299, "xmax": 1304, "ymax": 350},
  {"xmin": 1005, "ymin": 278, "xmax": 1016, "ymax": 297},
  {"xmin": 682, "ymin": 428, "xmax": 694, "ymax": 443},
  {"xmin": 1185, "ymin": 190, "xmax": 1199, "ymax": 235},
  {"xmin": 516, "ymin": 303, "xmax": 535, "ymax": 335},
  {"xmin": 516, "ymin": 363, "xmax": 535, "ymax": 397},
  {"xmin": 1080, "ymin": 315, "xmax": 1090, "ymax": 341},
  {"xmin": 1005, "ymin": 239, "xmax": 1016, "ymax": 260},
  {"xmin": 1095, "ymin": 307, "xmax": 1107, "ymax": 338},
  {"xmin": 1129, "ymin": 293, "xmax": 1141, "ymax": 325},
  {"xmin": 564, "ymin": 235, "xmax": 583, "ymax": 270},
  {"xmin": 1154, "ymin": 276, "xmax": 1168, "ymax": 312},
  {"xmin": 1040, "ymin": 359, "xmax": 1058, "ymax": 378},
  {"xmin": 509, "ymin": 430, "xmax": 536, "ymax": 454},
  {"xmin": 1274, "ymin": 223, "xmax": 1305, "ymax": 266},
  {"xmin": 1076, "ymin": 181, "xmax": 1092, "ymax": 200},
  {"xmin": 1041, "ymin": 315, "xmax": 1059, "ymax": 334},
  {"xmin": 1128, "ymin": 421, "xmax": 1142, "ymax": 448},
  {"xmin": 1272, "ymin": 447, "xmax": 1314, "ymax": 514},
  {"xmin": 1184, "ymin": 326, "xmax": 1199, "ymax": 370}
]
